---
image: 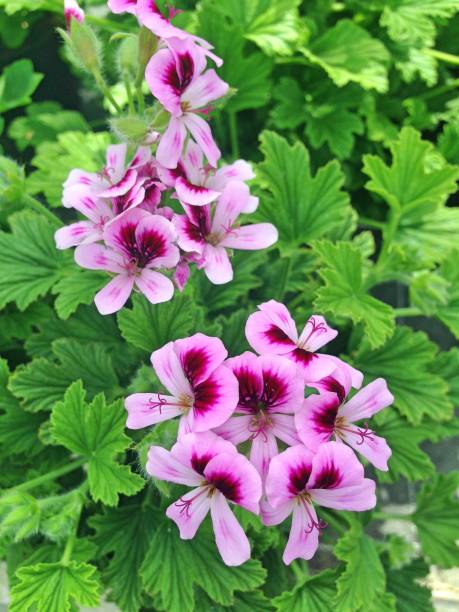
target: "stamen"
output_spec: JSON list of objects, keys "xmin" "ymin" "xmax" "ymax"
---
[
  {"xmin": 300, "ymin": 497, "xmax": 328, "ymax": 534},
  {"xmin": 299, "ymin": 316, "xmax": 328, "ymax": 349},
  {"xmin": 174, "ymin": 487, "xmax": 208, "ymax": 517},
  {"xmin": 338, "ymin": 421, "xmax": 375, "ymax": 445}
]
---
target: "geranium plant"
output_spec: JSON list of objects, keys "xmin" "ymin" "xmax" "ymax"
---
[{"xmin": 0, "ymin": 0, "xmax": 458, "ymax": 611}]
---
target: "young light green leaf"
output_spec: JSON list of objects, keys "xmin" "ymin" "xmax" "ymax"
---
[
  {"xmin": 273, "ymin": 569, "xmax": 337, "ymax": 611},
  {"xmin": 300, "ymin": 20, "xmax": 390, "ymax": 92},
  {"xmin": 89, "ymin": 504, "xmax": 156, "ymax": 612},
  {"xmin": 50, "ymin": 381, "xmax": 144, "ymax": 506},
  {"xmin": 141, "ymin": 519, "xmax": 266, "ymax": 612},
  {"xmin": 0, "ymin": 211, "xmax": 68, "ymax": 311},
  {"xmin": 363, "ymin": 127, "xmax": 459, "ymax": 221},
  {"xmin": 435, "ymin": 249, "xmax": 459, "ymax": 339},
  {"xmin": 0, "ymin": 59, "xmax": 43, "ymax": 113},
  {"xmin": 9, "ymin": 339, "xmax": 119, "ymax": 412},
  {"xmin": 334, "ymin": 524, "xmax": 386, "ymax": 610},
  {"xmin": 354, "ymin": 326, "xmax": 453, "ymax": 424},
  {"xmin": 380, "ymin": 0, "xmax": 459, "ymax": 46},
  {"xmin": 312, "ymin": 240, "xmax": 395, "ymax": 348},
  {"xmin": 9, "ymin": 561, "xmax": 101, "ymax": 612},
  {"xmin": 413, "ymin": 472, "xmax": 459, "ymax": 568},
  {"xmin": 253, "ymin": 131, "xmax": 352, "ymax": 253}
]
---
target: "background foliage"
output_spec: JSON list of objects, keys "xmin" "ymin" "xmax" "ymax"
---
[{"xmin": 1, "ymin": 0, "xmax": 459, "ymax": 610}]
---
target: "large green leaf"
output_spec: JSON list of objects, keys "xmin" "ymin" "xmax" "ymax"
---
[
  {"xmin": 50, "ymin": 381, "xmax": 144, "ymax": 506},
  {"xmin": 300, "ymin": 20, "xmax": 390, "ymax": 92},
  {"xmin": 386, "ymin": 558, "xmax": 434, "ymax": 612},
  {"xmin": 89, "ymin": 504, "xmax": 156, "ymax": 612},
  {"xmin": 0, "ymin": 212, "xmax": 68, "ymax": 311},
  {"xmin": 363, "ymin": 127, "xmax": 459, "ymax": 222},
  {"xmin": 413, "ymin": 472, "xmax": 459, "ymax": 568},
  {"xmin": 253, "ymin": 131, "xmax": 352, "ymax": 252},
  {"xmin": 9, "ymin": 561, "xmax": 101, "ymax": 612},
  {"xmin": 312, "ymin": 240, "xmax": 395, "ymax": 348},
  {"xmin": 273, "ymin": 569, "xmax": 337, "ymax": 611},
  {"xmin": 141, "ymin": 519, "xmax": 266, "ymax": 612},
  {"xmin": 354, "ymin": 326, "xmax": 453, "ymax": 423},
  {"xmin": 334, "ymin": 525, "xmax": 386, "ymax": 610},
  {"xmin": 9, "ymin": 339, "xmax": 119, "ymax": 412}
]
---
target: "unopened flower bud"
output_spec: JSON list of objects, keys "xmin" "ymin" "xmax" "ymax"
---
[
  {"xmin": 137, "ymin": 27, "xmax": 158, "ymax": 84},
  {"xmin": 58, "ymin": 19, "xmax": 102, "ymax": 75},
  {"xmin": 64, "ymin": 0, "xmax": 84, "ymax": 31},
  {"xmin": 110, "ymin": 115, "xmax": 155, "ymax": 145}
]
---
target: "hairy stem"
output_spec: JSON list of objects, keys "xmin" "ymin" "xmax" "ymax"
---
[
  {"xmin": 13, "ymin": 458, "xmax": 86, "ymax": 493},
  {"xmin": 426, "ymin": 48, "xmax": 459, "ymax": 66},
  {"xmin": 276, "ymin": 256, "xmax": 293, "ymax": 301},
  {"xmin": 359, "ymin": 215, "xmax": 385, "ymax": 230},
  {"xmin": 124, "ymin": 75, "xmax": 135, "ymax": 115},
  {"xmin": 394, "ymin": 307, "xmax": 423, "ymax": 318},
  {"xmin": 94, "ymin": 70, "xmax": 122, "ymax": 113},
  {"xmin": 229, "ymin": 111, "xmax": 240, "ymax": 159}
]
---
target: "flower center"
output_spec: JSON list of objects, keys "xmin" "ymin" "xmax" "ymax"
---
[
  {"xmin": 334, "ymin": 416, "xmax": 375, "ymax": 445},
  {"xmin": 247, "ymin": 410, "xmax": 272, "ymax": 441},
  {"xmin": 297, "ymin": 493, "xmax": 328, "ymax": 534},
  {"xmin": 205, "ymin": 231, "xmax": 222, "ymax": 246}
]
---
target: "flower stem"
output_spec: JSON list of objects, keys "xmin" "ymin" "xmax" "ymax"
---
[
  {"xmin": 124, "ymin": 76, "xmax": 135, "ymax": 115},
  {"xmin": 94, "ymin": 70, "xmax": 122, "ymax": 114},
  {"xmin": 359, "ymin": 216, "xmax": 385, "ymax": 230},
  {"xmin": 425, "ymin": 48, "xmax": 459, "ymax": 66},
  {"xmin": 228, "ymin": 111, "xmax": 240, "ymax": 159},
  {"xmin": 372, "ymin": 510, "xmax": 412, "ymax": 522},
  {"xmin": 23, "ymin": 194, "xmax": 61, "ymax": 226},
  {"xmin": 394, "ymin": 307, "xmax": 422, "ymax": 318},
  {"xmin": 12, "ymin": 458, "xmax": 86, "ymax": 493}
]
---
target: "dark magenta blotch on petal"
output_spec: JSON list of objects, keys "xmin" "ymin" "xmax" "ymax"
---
[
  {"xmin": 312, "ymin": 396, "xmax": 340, "ymax": 435},
  {"xmin": 309, "ymin": 462, "xmax": 342, "ymax": 490},
  {"xmin": 191, "ymin": 452, "xmax": 213, "ymax": 475},
  {"xmin": 193, "ymin": 377, "xmax": 221, "ymax": 414},
  {"xmin": 208, "ymin": 471, "xmax": 240, "ymax": 502},
  {"xmin": 264, "ymin": 325, "xmax": 294, "ymax": 346},
  {"xmin": 288, "ymin": 462, "xmax": 312, "ymax": 495},
  {"xmin": 181, "ymin": 347, "xmax": 210, "ymax": 385}
]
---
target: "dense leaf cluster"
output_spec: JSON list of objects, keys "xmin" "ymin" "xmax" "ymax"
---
[{"xmin": 0, "ymin": 0, "xmax": 458, "ymax": 610}]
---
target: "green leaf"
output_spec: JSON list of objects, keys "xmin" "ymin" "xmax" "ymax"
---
[
  {"xmin": 413, "ymin": 472, "xmax": 459, "ymax": 568},
  {"xmin": 438, "ymin": 121, "xmax": 459, "ymax": 164},
  {"xmin": 363, "ymin": 127, "xmax": 459, "ymax": 222},
  {"xmin": 312, "ymin": 240, "xmax": 395, "ymax": 348},
  {"xmin": 435, "ymin": 249, "xmax": 459, "ymax": 339},
  {"xmin": 0, "ymin": 59, "xmax": 43, "ymax": 113},
  {"xmin": 89, "ymin": 504, "xmax": 156, "ymax": 612},
  {"xmin": 374, "ymin": 412, "xmax": 435, "ymax": 483},
  {"xmin": 253, "ymin": 131, "xmax": 352, "ymax": 252},
  {"xmin": 386, "ymin": 558, "xmax": 433, "ymax": 612},
  {"xmin": 300, "ymin": 20, "xmax": 389, "ymax": 92},
  {"xmin": 273, "ymin": 569, "xmax": 337, "ymax": 611},
  {"xmin": 51, "ymin": 381, "xmax": 144, "ymax": 506},
  {"xmin": 141, "ymin": 519, "xmax": 266, "ymax": 612},
  {"xmin": 381, "ymin": 0, "xmax": 459, "ymax": 46},
  {"xmin": 354, "ymin": 326, "xmax": 453, "ymax": 424},
  {"xmin": 410, "ymin": 270, "xmax": 450, "ymax": 316},
  {"xmin": 0, "ymin": 0, "xmax": 62, "ymax": 14},
  {"xmin": 431, "ymin": 347, "xmax": 459, "ymax": 405},
  {"xmin": 9, "ymin": 339, "xmax": 119, "ymax": 412},
  {"xmin": 8, "ymin": 101, "xmax": 89, "ymax": 151},
  {"xmin": 9, "ymin": 561, "xmax": 101, "ymax": 612},
  {"xmin": 27, "ymin": 131, "xmax": 111, "ymax": 207},
  {"xmin": 52, "ymin": 268, "xmax": 107, "ymax": 320},
  {"xmin": 270, "ymin": 77, "xmax": 305, "ymax": 130},
  {"xmin": 196, "ymin": 6, "xmax": 272, "ymax": 113},
  {"xmin": 334, "ymin": 524, "xmax": 386, "ymax": 610},
  {"xmin": 118, "ymin": 292, "xmax": 197, "ymax": 353},
  {"xmin": 0, "ymin": 303, "xmax": 51, "ymax": 345},
  {"xmin": 0, "ymin": 212, "xmax": 68, "ymax": 311},
  {"xmin": 305, "ymin": 106, "xmax": 364, "ymax": 160}
]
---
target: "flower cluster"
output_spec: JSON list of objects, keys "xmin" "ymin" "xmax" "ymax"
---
[
  {"xmin": 126, "ymin": 300, "xmax": 394, "ymax": 566},
  {"xmin": 56, "ymin": 1, "xmax": 278, "ymax": 315}
]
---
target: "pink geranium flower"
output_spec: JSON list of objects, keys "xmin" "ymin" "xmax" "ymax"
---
[
  {"xmin": 295, "ymin": 366, "xmax": 393, "ymax": 471},
  {"xmin": 64, "ymin": 0, "xmax": 84, "ymax": 28},
  {"xmin": 74, "ymin": 208, "xmax": 179, "ymax": 314},
  {"xmin": 214, "ymin": 352, "xmax": 303, "ymax": 481},
  {"xmin": 263, "ymin": 442, "xmax": 376, "ymax": 564},
  {"xmin": 158, "ymin": 140, "xmax": 259, "ymax": 209},
  {"xmin": 245, "ymin": 300, "xmax": 362, "ymax": 385},
  {"xmin": 147, "ymin": 432, "xmax": 262, "ymax": 565},
  {"xmin": 174, "ymin": 181, "xmax": 278, "ymax": 284},
  {"xmin": 145, "ymin": 38, "xmax": 228, "ymax": 168},
  {"xmin": 125, "ymin": 333, "xmax": 239, "ymax": 433}
]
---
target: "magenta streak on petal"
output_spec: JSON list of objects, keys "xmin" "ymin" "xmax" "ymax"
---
[
  {"xmin": 193, "ymin": 378, "xmax": 220, "ymax": 415},
  {"xmin": 187, "ymin": 205, "xmax": 211, "ymax": 235},
  {"xmin": 208, "ymin": 471, "xmax": 241, "ymax": 502},
  {"xmin": 263, "ymin": 325, "xmax": 295, "ymax": 346},
  {"xmin": 309, "ymin": 462, "xmax": 342, "ymax": 490},
  {"xmin": 288, "ymin": 463, "xmax": 312, "ymax": 496},
  {"xmin": 191, "ymin": 453, "xmax": 214, "ymax": 475},
  {"xmin": 312, "ymin": 397, "xmax": 340, "ymax": 436}
]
